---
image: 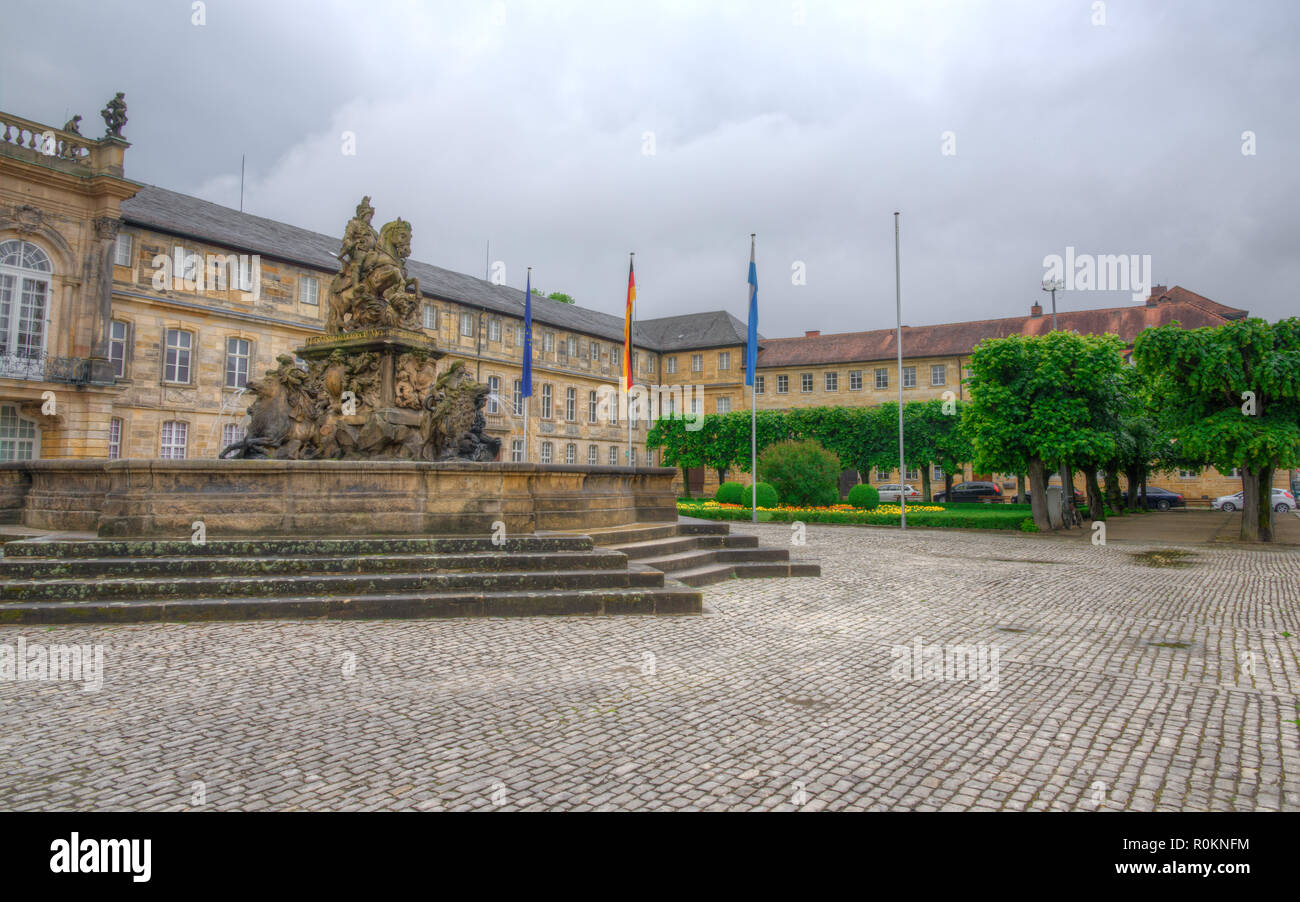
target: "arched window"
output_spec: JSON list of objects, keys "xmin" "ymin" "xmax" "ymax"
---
[{"xmin": 0, "ymin": 240, "xmax": 53, "ymax": 373}]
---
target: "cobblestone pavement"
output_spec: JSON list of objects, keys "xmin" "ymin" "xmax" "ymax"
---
[{"xmin": 2, "ymin": 523, "xmax": 1298, "ymax": 811}]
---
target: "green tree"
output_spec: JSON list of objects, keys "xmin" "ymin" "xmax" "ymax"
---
[
  {"xmin": 966, "ymin": 332, "xmax": 1128, "ymax": 531},
  {"xmin": 1134, "ymin": 317, "xmax": 1300, "ymax": 542},
  {"xmin": 545, "ymin": 291, "xmax": 575, "ymax": 305},
  {"xmin": 646, "ymin": 415, "xmax": 704, "ymax": 497}
]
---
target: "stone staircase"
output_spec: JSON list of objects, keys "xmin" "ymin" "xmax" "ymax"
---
[
  {"xmin": 0, "ymin": 522, "xmax": 819, "ymax": 624},
  {"xmin": 0, "ymin": 535, "xmax": 701, "ymax": 624},
  {"xmin": 578, "ymin": 521, "xmax": 820, "ymax": 588}
]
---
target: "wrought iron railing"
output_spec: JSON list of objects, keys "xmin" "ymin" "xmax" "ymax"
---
[{"xmin": 0, "ymin": 353, "xmax": 92, "ymax": 384}]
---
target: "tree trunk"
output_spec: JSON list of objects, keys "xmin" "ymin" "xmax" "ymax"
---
[
  {"xmin": 1085, "ymin": 468, "xmax": 1105, "ymax": 521},
  {"xmin": 716, "ymin": 467, "xmax": 728, "ymax": 486},
  {"xmin": 1124, "ymin": 466, "xmax": 1142, "ymax": 510},
  {"xmin": 1028, "ymin": 458, "xmax": 1051, "ymax": 531},
  {"xmin": 1104, "ymin": 466, "xmax": 1123, "ymax": 513},
  {"xmin": 945, "ymin": 471, "xmax": 955, "ymax": 501},
  {"xmin": 1059, "ymin": 463, "xmax": 1077, "ymax": 528},
  {"xmin": 1241, "ymin": 466, "xmax": 1275, "ymax": 542},
  {"xmin": 1016, "ymin": 473, "xmax": 1027, "ymax": 504},
  {"xmin": 921, "ymin": 465, "xmax": 932, "ymax": 503},
  {"xmin": 1139, "ymin": 473, "xmax": 1148, "ymax": 511},
  {"xmin": 681, "ymin": 466, "xmax": 692, "ymax": 499}
]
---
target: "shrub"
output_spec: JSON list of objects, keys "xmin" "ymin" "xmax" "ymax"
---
[
  {"xmin": 847, "ymin": 483, "xmax": 881, "ymax": 510},
  {"xmin": 715, "ymin": 481, "xmax": 745, "ymax": 505},
  {"xmin": 758, "ymin": 439, "xmax": 840, "ymax": 508},
  {"xmin": 754, "ymin": 482, "xmax": 779, "ymax": 508}
]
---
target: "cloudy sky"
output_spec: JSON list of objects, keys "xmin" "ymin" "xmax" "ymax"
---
[{"xmin": 4, "ymin": 0, "xmax": 1296, "ymax": 334}]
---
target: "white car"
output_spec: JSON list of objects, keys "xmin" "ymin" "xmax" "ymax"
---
[
  {"xmin": 1212, "ymin": 488, "xmax": 1295, "ymax": 513},
  {"xmin": 876, "ymin": 484, "xmax": 922, "ymax": 503}
]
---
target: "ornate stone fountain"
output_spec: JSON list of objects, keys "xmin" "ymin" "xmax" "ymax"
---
[{"xmin": 222, "ymin": 197, "xmax": 500, "ymax": 462}]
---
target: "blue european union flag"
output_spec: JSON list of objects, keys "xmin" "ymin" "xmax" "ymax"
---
[
  {"xmin": 522, "ymin": 270, "xmax": 533, "ymax": 398},
  {"xmin": 746, "ymin": 239, "xmax": 758, "ymax": 386}
]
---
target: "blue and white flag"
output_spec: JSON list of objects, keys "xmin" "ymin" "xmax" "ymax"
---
[
  {"xmin": 746, "ymin": 236, "xmax": 758, "ymax": 386},
  {"xmin": 523, "ymin": 268, "xmax": 533, "ymax": 398}
]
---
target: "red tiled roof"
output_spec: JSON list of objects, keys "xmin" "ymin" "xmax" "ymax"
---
[{"xmin": 756, "ymin": 287, "xmax": 1248, "ymax": 368}]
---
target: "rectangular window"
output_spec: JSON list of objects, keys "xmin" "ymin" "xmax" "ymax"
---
[
  {"xmin": 648, "ymin": 355, "xmax": 656, "ymax": 374},
  {"xmin": 825, "ymin": 372, "xmax": 838, "ymax": 391},
  {"xmin": 876, "ymin": 468, "xmax": 890, "ymax": 481},
  {"xmin": 691, "ymin": 353, "xmax": 703, "ymax": 372},
  {"xmin": 777, "ymin": 374, "xmax": 789, "ymax": 394},
  {"xmin": 849, "ymin": 370, "xmax": 862, "ymax": 391},
  {"xmin": 488, "ymin": 318, "xmax": 501, "ymax": 342},
  {"xmin": 222, "ymin": 423, "xmax": 245, "ymax": 453},
  {"xmin": 114, "ymin": 233, "xmax": 133, "ymax": 267},
  {"xmin": 666, "ymin": 356, "xmax": 677, "ymax": 374},
  {"xmin": 567, "ymin": 336, "xmax": 577, "ymax": 357},
  {"xmin": 609, "ymin": 446, "xmax": 618, "ymax": 466},
  {"xmin": 608, "ymin": 390, "xmax": 618, "ymax": 425},
  {"xmin": 299, "ymin": 277, "xmax": 319, "ymax": 306},
  {"xmin": 905, "ymin": 467, "xmax": 919, "ymax": 480},
  {"xmin": 0, "ymin": 405, "xmax": 38, "ymax": 460},
  {"xmin": 801, "ymin": 373, "xmax": 813, "ymax": 393},
  {"xmin": 108, "ymin": 417, "xmax": 123, "ymax": 460},
  {"xmin": 488, "ymin": 376, "xmax": 501, "ymax": 414},
  {"xmin": 690, "ymin": 398, "xmax": 701, "ymax": 416},
  {"xmin": 564, "ymin": 443, "xmax": 577, "ymax": 464},
  {"xmin": 423, "ymin": 304, "xmax": 437, "ymax": 330},
  {"xmin": 109, "ymin": 320, "xmax": 129, "ymax": 378},
  {"xmin": 225, "ymin": 337, "xmax": 251, "ymax": 389},
  {"xmin": 588, "ymin": 390, "xmax": 598, "ymax": 423},
  {"xmin": 544, "ymin": 332, "xmax": 555, "ymax": 353},
  {"xmin": 718, "ymin": 351, "xmax": 731, "ymax": 371},
  {"xmin": 875, "ymin": 368, "xmax": 888, "ymax": 390},
  {"xmin": 588, "ymin": 444, "xmax": 598, "ymax": 466},
  {"xmin": 540, "ymin": 442, "xmax": 553, "ymax": 464},
  {"xmin": 930, "ymin": 364, "xmax": 946, "ymax": 386},
  {"xmin": 565, "ymin": 387, "xmax": 576, "ymax": 421},
  {"xmin": 513, "ymin": 379, "xmax": 523, "ymax": 416},
  {"xmin": 903, "ymin": 366, "xmax": 917, "ymax": 388},
  {"xmin": 160, "ymin": 420, "xmax": 188, "ymax": 459},
  {"xmin": 460, "ymin": 312, "xmax": 475, "ymax": 337},
  {"xmin": 511, "ymin": 439, "xmax": 524, "ymax": 462},
  {"xmin": 716, "ymin": 396, "xmax": 731, "ymax": 414},
  {"xmin": 611, "ymin": 346, "xmax": 621, "ymax": 368},
  {"xmin": 755, "ymin": 375, "xmax": 765, "ymax": 394},
  {"xmin": 630, "ymin": 447, "xmax": 637, "ymax": 467},
  {"xmin": 933, "ymin": 465, "xmax": 944, "ymax": 480},
  {"xmin": 541, "ymin": 384, "xmax": 552, "ymax": 418},
  {"xmin": 164, "ymin": 329, "xmax": 192, "ymax": 383},
  {"xmin": 1179, "ymin": 468, "xmax": 1198, "ymax": 478}
]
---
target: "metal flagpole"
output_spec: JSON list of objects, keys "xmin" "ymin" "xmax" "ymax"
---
[
  {"xmin": 895, "ymin": 212, "xmax": 906, "ymax": 530},
  {"xmin": 750, "ymin": 234, "xmax": 758, "ymax": 523}
]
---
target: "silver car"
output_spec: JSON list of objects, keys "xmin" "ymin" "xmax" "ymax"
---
[
  {"xmin": 1212, "ymin": 488, "xmax": 1295, "ymax": 513},
  {"xmin": 876, "ymin": 484, "xmax": 922, "ymax": 503}
]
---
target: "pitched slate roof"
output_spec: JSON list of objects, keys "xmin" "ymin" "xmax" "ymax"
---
[
  {"xmin": 120, "ymin": 184, "xmax": 650, "ymax": 347},
  {"xmin": 633, "ymin": 310, "xmax": 756, "ymax": 351},
  {"xmin": 755, "ymin": 291, "xmax": 1249, "ymax": 368}
]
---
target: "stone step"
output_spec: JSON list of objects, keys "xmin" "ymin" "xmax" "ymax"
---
[
  {"xmin": 0, "ymin": 550, "xmax": 628, "ymax": 580},
  {"xmin": 581, "ymin": 523, "xmax": 684, "ymax": 546},
  {"xmin": 608, "ymin": 533, "xmax": 759, "ymax": 560},
  {"xmin": 0, "ymin": 535, "xmax": 593, "ymax": 559},
  {"xmin": 0, "ymin": 585, "xmax": 703, "ymax": 624},
  {"xmin": 668, "ymin": 560, "xmax": 822, "ymax": 587},
  {"xmin": 1, "ymin": 568, "xmax": 663, "ymax": 603}
]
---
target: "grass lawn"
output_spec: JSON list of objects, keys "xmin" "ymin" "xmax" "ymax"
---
[{"xmin": 677, "ymin": 498, "xmax": 1037, "ymax": 531}]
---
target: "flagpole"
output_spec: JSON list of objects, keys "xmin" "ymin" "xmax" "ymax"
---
[
  {"xmin": 750, "ymin": 234, "xmax": 757, "ymax": 523},
  {"xmin": 524, "ymin": 266, "xmax": 532, "ymax": 464},
  {"xmin": 895, "ymin": 212, "xmax": 906, "ymax": 531},
  {"xmin": 627, "ymin": 252, "xmax": 635, "ymax": 467}
]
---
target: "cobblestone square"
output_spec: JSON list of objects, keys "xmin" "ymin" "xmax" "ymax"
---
[{"xmin": 2, "ymin": 522, "xmax": 1297, "ymax": 811}]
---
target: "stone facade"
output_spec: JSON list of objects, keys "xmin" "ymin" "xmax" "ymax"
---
[{"xmin": 2, "ymin": 102, "xmax": 1293, "ymax": 504}]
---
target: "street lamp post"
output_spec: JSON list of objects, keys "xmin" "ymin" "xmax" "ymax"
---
[{"xmin": 1041, "ymin": 278, "xmax": 1064, "ymax": 332}]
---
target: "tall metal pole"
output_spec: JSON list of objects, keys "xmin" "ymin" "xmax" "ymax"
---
[
  {"xmin": 751, "ymin": 234, "xmax": 758, "ymax": 523},
  {"xmin": 627, "ymin": 252, "xmax": 635, "ymax": 468},
  {"xmin": 895, "ymin": 212, "xmax": 906, "ymax": 530}
]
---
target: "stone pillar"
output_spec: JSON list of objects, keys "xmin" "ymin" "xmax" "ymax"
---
[{"xmin": 87, "ymin": 215, "xmax": 120, "ymax": 384}]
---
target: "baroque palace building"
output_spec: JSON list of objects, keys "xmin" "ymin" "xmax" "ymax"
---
[{"xmin": 0, "ymin": 101, "xmax": 1288, "ymax": 503}]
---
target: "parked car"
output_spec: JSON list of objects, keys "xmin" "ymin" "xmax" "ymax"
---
[
  {"xmin": 933, "ymin": 481, "xmax": 1003, "ymax": 503},
  {"xmin": 1023, "ymin": 488, "xmax": 1086, "ymax": 507},
  {"xmin": 1120, "ymin": 486, "xmax": 1187, "ymax": 511},
  {"xmin": 1212, "ymin": 488, "xmax": 1295, "ymax": 513},
  {"xmin": 875, "ymin": 484, "xmax": 921, "ymax": 503}
]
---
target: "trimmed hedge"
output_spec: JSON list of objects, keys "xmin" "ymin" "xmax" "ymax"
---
[
  {"xmin": 715, "ymin": 482, "xmax": 745, "ymax": 505},
  {"xmin": 679, "ymin": 503, "xmax": 1035, "ymax": 531},
  {"xmin": 847, "ymin": 483, "xmax": 881, "ymax": 510},
  {"xmin": 754, "ymin": 482, "xmax": 779, "ymax": 508},
  {"xmin": 758, "ymin": 439, "xmax": 839, "ymax": 508}
]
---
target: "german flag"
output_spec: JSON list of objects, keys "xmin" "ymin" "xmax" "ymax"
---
[{"xmin": 623, "ymin": 255, "xmax": 635, "ymax": 390}]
